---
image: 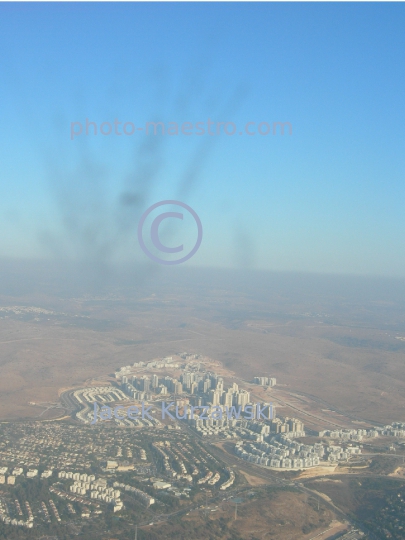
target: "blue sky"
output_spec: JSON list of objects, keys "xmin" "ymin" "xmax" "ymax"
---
[{"xmin": 0, "ymin": 3, "xmax": 404, "ymax": 275}]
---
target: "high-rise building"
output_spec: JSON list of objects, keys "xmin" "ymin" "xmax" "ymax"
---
[
  {"xmin": 253, "ymin": 376, "xmax": 276, "ymax": 387},
  {"xmin": 235, "ymin": 391, "xmax": 250, "ymax": 409},
  {"xmin": 222, "ymin": 391, "xmax": 233, "ymax": 407},
  {"xmin": 210, "ymin": 374, "xmax": 218, "ymax": 389},
  {"xmin": 287, "ymin": 418, "xmax": 303, "ymax": 432},
  {"xmin": 270, "ymin": 419, "xmax": 281, "ymax": 433},
  {"xmin": 209, "ymin": 390, "xmax": 221, "ymax": 406},
  {"xmin": 151, "ymin": 374, "xmax": 159, "ymax": 389},
  {"xmin": 142, "ymin": 377, "xmax": 150, "ymax": 393},
  {"xmin": 181, "ymin": 372, "xmax": 195, "ymax": 389}
]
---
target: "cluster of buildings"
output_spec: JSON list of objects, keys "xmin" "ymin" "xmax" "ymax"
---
[
  {"xmin": 114, "ymin": 356, "xmax": 266, "ymax": 416},
  {"xmin": 115, "ymin": 354, "xmax": 200, "ymax": 377},
  {"xmin": 75, "ymin": 391, "xmax": 161, "ymax": 427},
  {"xmin": 58, "ymin": 471, "xmax": 96, "ymax": 482},
  {"xmin": 182, "ymin": 375, "xmax": 251, "ymax": 410},
  {"xmin": 326, "ymin": 445, "xmax": 350, "ymax": 462},
  {"xmin": 207, "ymin": 472, "xmax": 221, "ymax": 485},
  {"xmin": 41, "ymin": 501, "xmax": 51, "ymax": 522},
  {"xmin": 189, "ymin": 411, "xmax": 271, "ymax": 436},
  {"xmin": 178, "ymin": 352, "xmax": 202, "ymax": 360},
  {"xmin": 121, "ymin": 375, "xmax": 155, "ymax": 400},
  {"xmin": 120, "ymin": 370, "xmax": 253, "ymax": 413},
  {"xmin": 197, "ymin": 470, "xmax": 214, "ymax": 484},
  {"xmin": 267, "ymin": 417, "xmax": 305, "ymax": 436},
  {"xmin": 58, "ymin": 471, "xmax": 123, "ymax": 512},
  {"xmin": 112, "ymin": 481, "xmax": 155, "ymax": 507},
  {"xmin": 383, "ymin": 422, "xmax": 405, "ymax": 437},
  {"xmin": 48, "ymin": 499, "xmax": 61, "ymax": 522},
  {"xmin": 253, "ymin": 376, "xmax": 276, "ymax": 386},
  {"xmin": 0, "ymin": 497, "xmax": 34, "ymax": 528},
  {"xmin": 152, "ymin": 441, "xmax": 192, "ymax": 480},
  {"xmin": 235, "ymin": 435, "xmax": 323, "ymax": 469},
  {"xmin": 151, "ymin": 440, "xmax": 233, "ymax": 490},
  {"xmin": 319, "ymin": 428, "xmax": 378, "ymax": 440},
  {"xmin": 191, "ymin": 417, "xmax": 239, "ymax": 437},
  {"xmin": 0, "ymin": 466, "xmax": 53, "ymax": 485},
  {"xmin": 189, "ymin": 413, "xmax": 305, "ymax": 441},
  {"xmin": 99, "ymin": 357, "xmax": 280, "ymax": 439},
  {"xmin": 49, "ymin": 484, "xmax": 102, "ymax": 516},
  {"xmin": 0, "ymin": 419, "xmax": 225, "ymax": 528},
  {"xmin": 195, "ymin": 470, "xmax": 220, "ymax": 485},
  {"xmin": 74, "ymin": 386, "xmax": 133, "ymax": 424},
  {"xmin": 220, "ymin": 469, "xmax": 235, "ymax": 490},
  {"xmin": 235, "ymin": 431, "xmax": 363, "ymax": 469},
  {"xmin": 319, "ymin": 423, "xmax": 405, "ymax": 440},
  {"xmin": 0, "ymin": 422, "xmax": 97, "ymax": 471},
  {"xmin": 73, "ymin": 386, "xmax": 128, "ymax": 406},
  {"xmin": 115, "ymin": 357, "xmax": 180, "ymax": 378}
]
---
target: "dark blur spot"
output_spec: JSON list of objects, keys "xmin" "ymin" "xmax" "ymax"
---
[{"xmin": 120, "ymin": 192, "xmax": 142, "ymax": 207}]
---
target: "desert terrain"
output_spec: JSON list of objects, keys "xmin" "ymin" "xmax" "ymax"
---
[{"xmin": 0, "ymin": 264, "xmax": 405, "ymax": 428}]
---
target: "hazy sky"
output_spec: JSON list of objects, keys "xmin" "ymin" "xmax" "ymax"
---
[{"xmin": 0, "ymin": 3, "xmax": 404, "ymax": 276}]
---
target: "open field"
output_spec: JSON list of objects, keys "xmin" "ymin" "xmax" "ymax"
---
[{"xmin": 141, "ymin": 488, "xmax": 336, "ymax": 540}]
